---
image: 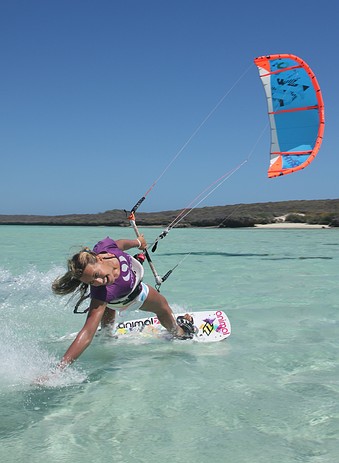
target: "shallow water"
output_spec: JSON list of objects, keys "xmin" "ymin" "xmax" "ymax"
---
[{"xmin": 0, "ymin": 225, "xmax": 338, "ymax": 462}]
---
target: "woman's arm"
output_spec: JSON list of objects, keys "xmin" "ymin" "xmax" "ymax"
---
[
  {"xmin": 115, "ymin": 235, "xmax": 147, "ymax": 251},
  {"xmin": 58, "ymin": 299, "xmax": 107, "ymax": 369}
]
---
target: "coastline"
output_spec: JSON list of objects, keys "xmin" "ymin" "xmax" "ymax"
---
[
  {"xmin": 254, "ymin": 223, "xmax": 330, "ymax": 229},
  {"xmin": 0, "ymin": 199, "xmax": 338, "ymax": 228}
]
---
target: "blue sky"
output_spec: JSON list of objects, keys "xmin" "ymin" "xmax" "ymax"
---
[{"xmin": 1, "ymin": 0, "xmax": 338, "ymax": 215}]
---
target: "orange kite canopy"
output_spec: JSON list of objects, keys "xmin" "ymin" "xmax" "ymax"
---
[{"xmin": 254, "ymin": 54, "xmax": 325, "ymax": 178}]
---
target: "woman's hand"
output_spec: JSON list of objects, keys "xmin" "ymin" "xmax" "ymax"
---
[
  {"xmin": 116, "ymin": 236, "xmax": 147, "ymax": 251},
  {"xmin": 136, "ymin": 234, "xmax": 147, "ymax": 250},
  {"xmin": 60, "ymin": 300, "xmax": 106, "ymax": 366}
]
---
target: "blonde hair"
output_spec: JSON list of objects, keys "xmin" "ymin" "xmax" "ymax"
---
[{"xmin": 52, "ymin": 247, "xmax": 98, "ymax": 309}]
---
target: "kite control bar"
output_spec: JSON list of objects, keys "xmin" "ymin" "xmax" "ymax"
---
[
  {"xmin": 127, "ymin": 211, "xmax": 164, "ymax": 290},
  {"xmin": 130, "ymin": 196, "xmax": 146, "ymax": 215}
]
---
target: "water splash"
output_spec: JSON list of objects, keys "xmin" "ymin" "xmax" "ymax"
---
[{"xmin": 0, "ymin": 266, "xmax": 86, "ymax": 390}]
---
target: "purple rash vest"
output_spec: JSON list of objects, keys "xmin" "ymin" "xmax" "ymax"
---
[{"xmin": 90, "ymin": 237, "xmax": 136, "ymax": 303}]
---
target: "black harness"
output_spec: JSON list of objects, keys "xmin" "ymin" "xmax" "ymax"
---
[{"xmin": 107, "ymin": 282, "xmax": 143, "ymax": 306}]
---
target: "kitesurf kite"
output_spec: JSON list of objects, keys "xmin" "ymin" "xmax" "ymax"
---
[{"xmin": 254, "ymin": 54, "xmax": 325, "ymax": 178}]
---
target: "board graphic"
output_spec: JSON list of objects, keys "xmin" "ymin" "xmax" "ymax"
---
[{"xmin": 114, "ymin": 310, "xmax": 231, "ymax": 343}]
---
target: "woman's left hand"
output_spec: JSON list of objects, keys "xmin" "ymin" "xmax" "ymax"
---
[{"xmin": 137, "ymin": 234, "xmax": 147, "ymax": 250}]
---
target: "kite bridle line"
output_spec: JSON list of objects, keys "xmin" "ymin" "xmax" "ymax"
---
[
  {"xmin": 129, "ymin": 63, "xmax": 254, "ymax": 215},
  {"xmin": 126, "ymin": 161, "xmax": 245, "ymax": 287},
  {"xmin": 126, "ymin": 157, "xmax": 250, "ymax": 290},
  {"xmin": 150, "ymin": 120, "xmax": 269, "ymax": 253},
  {"xmin": 125, "ymin": 63, "xmax": 254, "ymax": 288},
  {"xmin": 126, "ymin": 119, "xmax": 268, "ymax": 289},
  {"xmin": 151, "ymin": 159, "xmax": 248, "ymax": 253}
]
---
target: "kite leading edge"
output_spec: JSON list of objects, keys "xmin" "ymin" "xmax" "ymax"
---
[{"xmin": 254, "ymin": 54, "xmax": 325, "ymax": 178}]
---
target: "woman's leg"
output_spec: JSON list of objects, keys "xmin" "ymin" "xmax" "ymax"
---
[{"xmin": 140, "ymin": 285, "xmax": 190, "ymax": 337}]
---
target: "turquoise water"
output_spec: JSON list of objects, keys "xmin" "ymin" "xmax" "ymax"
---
[{"xmin": 0, "ymin": 225, "xmax": 338, "ymax": 463}]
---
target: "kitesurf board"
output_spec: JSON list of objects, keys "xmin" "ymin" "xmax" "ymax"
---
[
  {"xmin": 59, "ymin": 310, "xmax": 231, "ymax": 343},
  {"xmin": 113, "ymin": 310, "xmax": 230, "ymax": 343}
]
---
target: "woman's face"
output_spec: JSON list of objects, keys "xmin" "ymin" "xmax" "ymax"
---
[{"xmin": 80, "ymin": 256, "xmax": 115, "ymax": 286}]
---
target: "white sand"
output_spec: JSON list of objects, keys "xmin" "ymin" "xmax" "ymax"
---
[{"xmin": 255, "ymin": 223, "xmax": 330, "ymax": 229}]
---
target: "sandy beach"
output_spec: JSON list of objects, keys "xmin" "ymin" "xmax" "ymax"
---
[{"xmin": 255, "ymin": 223, "xmax": 330, "ymax": 229}]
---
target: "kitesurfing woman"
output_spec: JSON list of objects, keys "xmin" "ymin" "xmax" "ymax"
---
[{"xmin": 51, "ymin": 235, "xmax": 194, "ymax": 370}]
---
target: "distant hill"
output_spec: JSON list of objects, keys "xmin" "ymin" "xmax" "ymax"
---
[{"xmin": 1, "ymin": 199, "xmax": 339, "ymax": 227}]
